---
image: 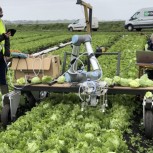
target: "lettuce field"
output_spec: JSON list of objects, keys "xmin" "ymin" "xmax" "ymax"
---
[{"xmin": 1, "ymin": 24, "xmax": 153, "ymax": 153}]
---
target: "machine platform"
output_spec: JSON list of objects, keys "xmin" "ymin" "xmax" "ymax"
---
[{"xmin": 15, "ymin": 82, "xmax": 153, "ymax": 96}]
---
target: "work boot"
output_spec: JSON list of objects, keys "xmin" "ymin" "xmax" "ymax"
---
[{"xmin": 0, "ymin": 85, "xmax": 9, "ymax": 105}]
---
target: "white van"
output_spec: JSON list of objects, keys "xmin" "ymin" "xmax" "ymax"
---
[
  {"xmin": 125, "ymin": 7, "xmax": 153, "ymax": 31},
  {"xmin": 68, "ymin": 17, "xmax": 99, "ymax": 32}
]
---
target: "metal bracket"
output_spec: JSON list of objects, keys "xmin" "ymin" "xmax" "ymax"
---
[
  {"xmin": 143, "ymin": 97, "xmax": 153, "ymax": 125},
  {"xmin": 2, "ymin": 91, "xmax": 21, "ymax": 120}
]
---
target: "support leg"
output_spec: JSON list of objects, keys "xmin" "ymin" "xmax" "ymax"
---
[
  {"xmin": 25, "ymin": 91, "xmax": 36, "ymax": 108},
  {"xmin": 0, "ymin": 84, "xmax": 9, "ymax": 105}
]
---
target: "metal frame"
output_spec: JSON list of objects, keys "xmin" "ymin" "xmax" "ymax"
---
[{"xmin": 76, "ymin": 0, "xmax": 92, "ymax": 34}]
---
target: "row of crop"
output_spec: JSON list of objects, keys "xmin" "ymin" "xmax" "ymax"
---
[
  {"xmin": 11, "ymin": 31, "xmax": 73, "ymax": 44},
  {"xmin": 11, "ymin": 33, "xmax": 59, "ymax": 45},
  {"xmin": 91, "ymin": 32, "xmax": 122, "ymax": 50},
  {"xmin": 11, "ymin": 30, "xmax": 72, "ymax": 40},
  {"xmin": 11, "ymin": 32, "xmax": 42, "ymax": 40},
  {"xmin": 10, "ymin": 35, "xmax": 72, "ymax": 54},
  {"xmin": 0, "ymin": 93, "xmax": 135, "ymax": 152},
  {"xmin": 97, "ymin": 34, "xmax": 147, "ymax": 78}
]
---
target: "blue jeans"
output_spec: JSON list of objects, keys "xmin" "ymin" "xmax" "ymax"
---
[{"xmin": 0, "ymin": 57, "xmax": 7, "ymax": 85}]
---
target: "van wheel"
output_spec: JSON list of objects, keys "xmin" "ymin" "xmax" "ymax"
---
[
  {"xmin": 84, "ymin": 27, "xmax": 87, "ymax": 32},
  {"xmin": 127, "ymin": 25, "xmax": 133, "ymax": 31},
  {"xmin": 92, "ymin": 29, "xmax": 98, "ymax": 31},
  {"xmin": 136, "ymin": 28, "xmax": 142, "ymax": 31},
  {"xmin": 69, "ymin": 27, "xmax": 73, "ymax": 32}
]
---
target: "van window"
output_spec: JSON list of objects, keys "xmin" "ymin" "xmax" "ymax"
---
[
  {"xmin": 130, "ymin": 12, "xmax": 140, "ymax": 20},
  {"xmin": 73, "ymin": 20, "xmax": 79, "ymax": 24},
  {"xmin": 144, "ymin": 11, "xmax": 153, "ymax": 16}
]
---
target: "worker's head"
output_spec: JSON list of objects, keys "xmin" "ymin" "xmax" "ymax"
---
[{"xmin": 0, "ymin": 7, "xmax": 3, "ymax": 18}]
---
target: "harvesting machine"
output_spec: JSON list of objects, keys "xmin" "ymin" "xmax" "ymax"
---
[{"xmin": 2, "ymin": 32, "xmax": 153, "ymax": 139}]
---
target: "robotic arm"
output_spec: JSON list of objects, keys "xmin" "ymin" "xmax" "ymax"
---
[
  {"xmin": 65, "ymin": 35, "xmax": 107, "ymax": 110},
  {"xmin": 65, "ymin": 35, "xmax": 102, "ymax": 83}
]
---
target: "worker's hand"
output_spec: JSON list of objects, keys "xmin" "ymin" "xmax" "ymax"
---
[
  {"xmin": 4, "ymin": 56, "xmax": 12, "ymax": 63},
  {"xmin": 4, "ymin": 31, "xmax": 11, "ymax": 38}
]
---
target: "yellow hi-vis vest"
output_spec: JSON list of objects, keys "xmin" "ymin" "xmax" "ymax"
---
[{"xmin": 0, "ymin": 19, "xmax": 6, "ymax": 55}]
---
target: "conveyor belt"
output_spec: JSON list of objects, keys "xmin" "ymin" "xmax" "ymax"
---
[
  {"xmin": 15, "ymin": 83, "xmax": 153, "ymax": 96},
  {"xmin": 15, "ymin": 83, "xmax": 79, "ymax": 93}
]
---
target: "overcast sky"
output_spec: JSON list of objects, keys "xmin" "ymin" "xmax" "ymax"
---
[{"xmin": 1, "ymin": 0, "xmax": 153, "ymax": 21}]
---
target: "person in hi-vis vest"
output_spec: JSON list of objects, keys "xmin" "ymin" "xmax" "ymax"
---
[
  {"xmin": 145, "ymin": 34, "xmax": 153, "ymax": 51},
  {"xmin": 0, "ymin": 6, "xmax": 11, "ymax": 98}
]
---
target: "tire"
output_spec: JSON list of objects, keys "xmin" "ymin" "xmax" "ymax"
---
[
  {"xmin": 127, "ymin": 25, "xmax": 133, "ymax": 31},
  {"xmin": 92, "ymin": 29, "xmax": 98, "ymax": 31},
  {"xmin": 84, "ymin": 27, "xmax": 87, "ymax": 32},
  {"xmin": 145, "ymin": 110, "xmax": 153, "ymax": 139},
  {"xmin": 1, "ymin": 104, "xmax": 10, "ymax": 127},
  {"xmin": 136, "ymin": 28, "xmax": 142, "ymax": 31},
  {"xmin": 69, "ymin": 27, "xmax": 73, "ymax": 32}
]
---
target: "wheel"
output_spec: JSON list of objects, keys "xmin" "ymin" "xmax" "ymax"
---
[
  {"xmin": 145, "ymin": 110, "xmax": 153, "ymax": 139},
  {"xmin": 69, "ymin": 27, "xmax": 73, "ymax": 32},
  {"xmin": 127, "ymin": 25, "xmax": 133, "ymax": 31},
  {"xmin": 40, "ymin": 91, "xmax": 48, "ymax": 99},
  {"xmin": 136, "ymin": 28, "xmax": 142, "ymax": 31},
  {"xmin": 92, "ymin": 28, "xmax": 98, "ymax": 31},
  {"xmin": 1, "ymin": 104, "xmax": 10, "ymax": 127},
  {"xmin": 25, "ymin": 91, "xmax": 36, "ymax": 109}
]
